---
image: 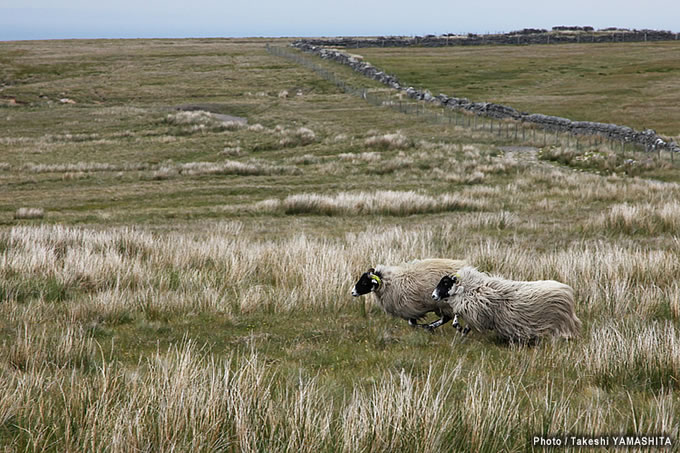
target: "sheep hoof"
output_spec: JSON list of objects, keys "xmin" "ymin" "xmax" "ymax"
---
[{"xmin": 462, "ymin": 326, "xmax": 471, "ymax": 336}]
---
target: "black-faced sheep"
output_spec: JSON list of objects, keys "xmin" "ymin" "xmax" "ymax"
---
[
  {"xmin": 352, "ymin": 259, "xmax": 466, "ymax": 331},
  {"xmin": 431, "ymin": 266, "xmax": 581, "ymax": 343}
]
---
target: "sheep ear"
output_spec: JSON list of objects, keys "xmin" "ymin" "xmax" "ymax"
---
[{"xmin": 368, "ymin": 268, "xmax": 375, "ymax": 274}]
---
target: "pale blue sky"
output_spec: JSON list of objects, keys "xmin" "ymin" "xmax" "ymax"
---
[{"xmin": 1, "ymin": 0, "xmax": 678, "ymax": 41}]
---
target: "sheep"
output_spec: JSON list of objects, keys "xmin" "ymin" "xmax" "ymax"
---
[
  {"xmin": 351, "ymin": 258, "xmax": 466, "ymax": 331},
  {"xmin": 431, "ymin": 266, "xmax": 581, "ymax": 343}
]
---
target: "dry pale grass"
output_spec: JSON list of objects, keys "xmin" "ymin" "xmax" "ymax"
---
[
  {"xmin": 593, "ymin": 201, "xmax": 680, "ymax": 235},
  {"xmin": 2, "ymin": 338, "xmax": 674, "ymax": 451},
  {"xmin": 342, "ymin": 364, "xmax": 463, "ymax": 452},
  {"xmin": 220, "ymin": 146, "xmax": 244, "ymax": 156},
  {"xmin": 258, "ymin": 190, "xmax": 485, "ymax": 216},
  {"xmin": 582, "ymin": 320, "xmax": 680, "ymax": 391},
  {"xmin": 3, "ymin": 223, "xmax": 677, "ymax": 320},
  {"xmin": 152, "ymin": 159, "xmax": 301, "ymax": 179},
  {"xmin": 284, "ymin": 154, "xmax": 325, "ymax": 165},
  {"xmin": 1, "ymin": 224, "xmax": 679, "ymax": 450},
  {"xmin": 279, "ymin": 127, "xmax": 316, "ymax": 147},
  {"xmin": 165, "ymin": 110, "xmax": 245, "ymax": 133},
  {"xmin": 364, "ymin": 132, "xmax": 411, "ymax": 150},
  {"xmin": 24, "ymin": 162, "xmax": 150, "ymax": 174},
  {"xmin": 337, "ymin": 151, "xmax": 382, "ymax": 162},
  {"xmin": 13, "ymin": 208, "xmax": 45, "ymax": 220}
]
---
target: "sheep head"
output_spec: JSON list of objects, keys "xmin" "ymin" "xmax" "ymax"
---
[
  {"xmin": 351, "ymin": 268, "xmax": 382, "ymax": 296},
  {"xmin": 432, "ymin": 274, "xmax": 462, "ymax": 300}
]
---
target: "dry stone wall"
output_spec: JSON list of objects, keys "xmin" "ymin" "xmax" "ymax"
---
[{"xmin": 291, "ymin": 40, "xmax": 678, "ymax": 153}]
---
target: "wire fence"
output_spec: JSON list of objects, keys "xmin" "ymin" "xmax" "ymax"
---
[{"xmin": 267, "ymin": 44, "xmax": 675, "ymax": 162}]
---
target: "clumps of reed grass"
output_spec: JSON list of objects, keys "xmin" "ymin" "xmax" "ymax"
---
[
  {"xmin": 14, "ymin": 208, "xmax": 45, "ymax": 220},
  {"xmin": 539, "ymin": 146, "xmax": 669, "ymax": 176},
  {"xmin": 337, "ymin": 152, "xmax": 381, "ymax": 163},
  {"xmin": 279, "ymin": 127, "xmax": 316, "ymax": 147},
  {"xmin": 285, "ymin": 154, "xmax": 324, "ymax": 165},
  {"xmin": 364, "ymin": 132, "xmax": 411, "ymax": 150},
  {"xmin": 582, "ymin": 321, "xmax": 680, "ymax": 390},
  {"xmin": 0, "ymin": 162, "xmax": 10, "ymax": 171},
  {"xmin": 593, "ymin": 201, "xmax": 680, "ymax": 235},
  {"xmin": 248, "ymin": 123, "xmax": 265, "ymax": 132},
  {"xmin": 165, "ymin": 110, "xmax": 245, "ymax": 134},
  {"xmin": 152, "ymin": 160, "xmax": 301, "ymax": 179},
  {"xmin": 430, "ymin": 151, "xmax": 520, "ymax": 184},
  {"xmin": 44, "ymin": 133, "xmax": 101, "ymax": 143},
  {"xmin": 459, "ymin": 210, "xmax": 518, "ymax": 230},
  {"xmin": 342, "ymin": 365, "xmax": 463, "ymax": 452},
  {"xmin": 23, "ymin": 162, "xmax": 150, "ymax": 173},
  {"xmin": 6, "ymin": 325, "xmax": 97, "ymax": 372},
  {"xmin": 467, "ymin": 238, "xmax": 680, "ymax": 320},
  {"xmin": 256, "ymin": 190, "xmax": 484, "ymax": 216},
  {"xmin": 220, "ymin": 146, "xmax": 244, "ymax": 156}
]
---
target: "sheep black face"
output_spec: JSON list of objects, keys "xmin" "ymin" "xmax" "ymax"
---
[
  {"xmin": 432, "ymin": 275, "xmax": 459, "ymax": 300},
  {"xmin": 351, "ymin": 268, "xmax": 382, "ymax": 297}
]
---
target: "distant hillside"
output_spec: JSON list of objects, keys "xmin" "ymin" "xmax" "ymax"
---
[{"xmin": 296, "ymin": 27, "xmax": 679, "ymax": 48}]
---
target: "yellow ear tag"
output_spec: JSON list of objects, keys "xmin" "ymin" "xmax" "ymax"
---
[{"xmin": 370, "ymin": 274, "xmax": 382, "ymax": 287}]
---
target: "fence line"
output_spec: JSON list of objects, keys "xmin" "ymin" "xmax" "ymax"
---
[{"xmin": 267, "ymin": 44, "xmax": 674, "ymax": 161}]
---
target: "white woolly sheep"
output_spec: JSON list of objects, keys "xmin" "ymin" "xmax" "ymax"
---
[
  {"xmin": 432, "ymin": 266, "xmax": 581, "ymax": 343},
  {"xmin": 352, "ymin": 259, "xmax": 466, "ymax": 331}
]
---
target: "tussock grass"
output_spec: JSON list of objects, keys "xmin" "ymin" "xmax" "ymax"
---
[
  {"xmin": 6, "ymin": 324, "xmax": 98, "ymax": 372},
  {"xmin": 594, "ymin": 201, "xmax": 680, "ymax": 235},
  {"xmin": 2, "ymin": 224, "xmax": 680, "ymax": 449},
  {"xmin": 4, "ymin": 224, "xmax": 678, "ymax": 319},
  {"xmin": 165, "ymin": 110, "xmax": 245, "ymax": 133},
  {"xmin": 337, "ymin": 151, "xmax": 381, "ymax": 162},
  {"xmin": 364, "ymin": 131, "xmax": 411, "ymax": 150},
  {"xmin": 152, "ymin": 159, "xmax": 301, "ymax": 179},
  {"xmin": 220, "ymin": 146, "xmax": 244, "ymax": 156},
  {"xmin": 539, "ymin": 146, "xmax": 671, "ymax": 176},
  {"xmin": 13, "ymin": 208, "xmax": 45, "ymax": 220},
  {"xmin": 279, "ymin": 126, "xmax": 317, "ymax": 147},
  {"xmin": 24, "ymin": 162, "xmax": 150, "ymax": 173},
  {"xmin": 2, "ymin": 38, "xmax": 680, "ymax": 450},
  {"xmin": 177, "ymin": 159, "xmax": 299, "ymax": 176},
  {"xmin": 583, "ymin": 321, "xmax": 680, "ymax": 390},
  {"xmin": 342, "ymin": 365, "xmax": 463, "ymax": 452},
  {"xmin": 258, "ymin": 191, "xmax": 484, "ymax": 216}
]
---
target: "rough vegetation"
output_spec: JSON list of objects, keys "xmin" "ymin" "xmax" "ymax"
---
[{"xmin": 0, "ymin": 37, "xmax": 679, "ymax": 451}]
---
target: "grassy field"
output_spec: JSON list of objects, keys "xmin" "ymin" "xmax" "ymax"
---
[
  {"xmin": 1, "ymin": 38, "xmax": 679, "ymax": 451},
  {"xmin": 358, "ymin": 42, "xmax": 680, "ymax": 138}
]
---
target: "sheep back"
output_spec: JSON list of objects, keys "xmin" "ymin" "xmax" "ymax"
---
[
  {"xmin": 374, "ymin": 258, "xmax": 466, "ymax": 321},
  {"xmin": 450, "ymin": 266, "xmax": 581, "ymax": 342}
]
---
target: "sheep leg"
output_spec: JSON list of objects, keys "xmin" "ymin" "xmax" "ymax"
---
[
  {"xmin": 408, "ymin": 316, "xmax": 451, "ymax": 331},
  {"xmin": 452, "ymin": 314, "xmax": 461, "ymax": 331},
  {"xmin": 452, "ymin": 315, "xmax": 471, "ymax": 336},
  {"xmin": 408, "ymin": 318, "xmax": 431, "ymax": 329},
  {"xmin": 424, "ymin": 314, "xmax": 451, "ymax": 331}
]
